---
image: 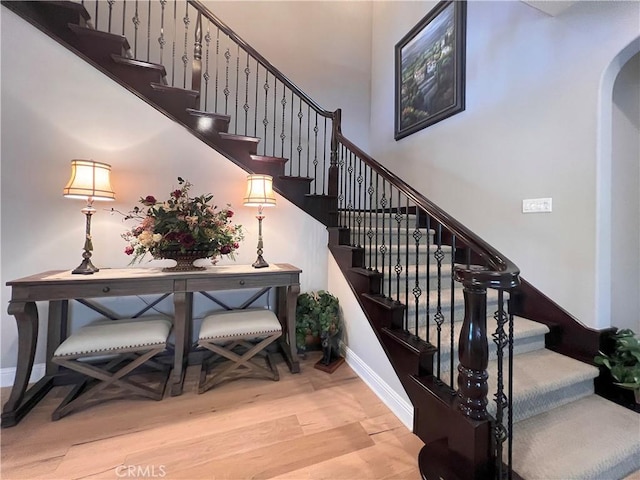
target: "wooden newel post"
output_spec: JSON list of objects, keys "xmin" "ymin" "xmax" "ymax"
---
[
  {"xmin": 457, "ymin": 284, "xmax": 489, "ymax": 420},
  {"xmin": 191, "ymin": 11, "xmax": 202, "ymax": 98}
]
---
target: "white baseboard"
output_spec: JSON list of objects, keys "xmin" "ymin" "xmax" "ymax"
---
[
  {"xmin": 0, "ymin": 363, "xmax": 45, "ymax": 388},
  {"xmin": 342, "ymin": 345, "xmax": 414, "ymax": 430}
]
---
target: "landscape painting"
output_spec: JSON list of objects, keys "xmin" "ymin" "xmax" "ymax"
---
[{"xmin": 395, "ymin": 1, "xmax": 466, "ymax": 140}]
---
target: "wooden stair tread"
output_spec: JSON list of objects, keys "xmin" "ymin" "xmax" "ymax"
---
[
  {"xmin": 219, "ymin": 132, "xmax": 260, "ymax": 143},
  {"xmin": 279, "ymin": 175, "xmax": 312, "ymax": 183},
  {"xmin": 149, "ymin": 83, "xmax": 198, "ymax": 96},
  {"xmin": 111, "ymin": 55, "xmax": 166, "ymax": 75},
  {"xmin": 361, "ymin": 293, "xmax": 406, "ymax": 312},
  {"xmin": 186, "ymin": 108, "xmax": 231, "ymax": 122},
  {"xmin": 250, "ymin": 155, "xmax": 288, "ymax": 165},
  {"xmin": 381, "ymin": 327, "xmax": 437, "ymax": 355},
  {"xmin": 68, "ymin": 23, "xmax": 130, "ymax": 51}
]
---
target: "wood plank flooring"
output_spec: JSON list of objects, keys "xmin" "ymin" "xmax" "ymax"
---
[{"xmin": 1, "ymin": 352, "xmax": 423, "ymax": 480}]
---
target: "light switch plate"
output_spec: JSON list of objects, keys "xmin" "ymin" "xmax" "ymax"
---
[{"xmin": 522, "ymin": 198, "xmax": 552, "ymax": 213}]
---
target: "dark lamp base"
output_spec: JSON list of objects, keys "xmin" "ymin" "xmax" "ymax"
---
[
  {"xmin": 72, "ymin": 258, "xmax": 99, "ymax": 275},
  {"xmin": 252, "ymin": 255, "xmax": 269, "ymax": 269}
]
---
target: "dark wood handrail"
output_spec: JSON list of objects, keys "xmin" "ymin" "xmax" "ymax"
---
[
  {"xmin": 337, "ymin": 133, "xmax": 520, "ymax": 290},
  {"xmin": 188, "ymin": 0, "xmax": 334, "ymax": 119}
]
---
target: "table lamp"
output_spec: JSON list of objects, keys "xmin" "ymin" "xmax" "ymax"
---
[
  {"xmin": 243, "ymin": 174, "xmax": 276, "ymax": 268},
  {"xmin": 63, "ymin": 160, "xmax": 115, "ymax": 274}
]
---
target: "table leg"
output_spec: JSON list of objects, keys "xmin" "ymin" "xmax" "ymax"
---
[
  {"xmin": 280, "ymin": 284, "xmax": 300, "ymax": 373},
  {"xmin": 46, "ymin": 300, "xmax": 68, "ymax": 376},
  {"xmin": 2, "ymin": 301, "xmax": 54, "ymax": 427},
  {"xmin": 170, "ymin": 290, "xmax": 192, "ymax": 396}
]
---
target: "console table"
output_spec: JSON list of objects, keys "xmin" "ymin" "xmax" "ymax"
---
[{"xmin": 2, "ymin": 263, "xmax": 301, "ymax": 427}]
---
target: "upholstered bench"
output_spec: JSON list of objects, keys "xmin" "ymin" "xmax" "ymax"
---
[
  {"xmin": 51, "ymin": 316, "xmax": 172, "ymax": 420},
  {"xmin": 197, "ymin": 308, "xmax": 282, "ymax": 393}
]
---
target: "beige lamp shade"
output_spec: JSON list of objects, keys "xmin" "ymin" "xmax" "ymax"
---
[
  {"xmin": 63, "ymin": 160, "xmax": 115, "ymax": 201},
  {"xmin": 243, "ymin": 174, "xmax": 276, "ymax": 207}
]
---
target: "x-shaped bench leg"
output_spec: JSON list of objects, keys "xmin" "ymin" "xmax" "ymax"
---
[{"xmin": 198, "ymin": 333, "xmax": 281, "ymax": 393}]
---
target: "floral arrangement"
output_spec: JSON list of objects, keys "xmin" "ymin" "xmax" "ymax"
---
[{"xmin": 121, "ymin": 177, "xmax": 244, "ymax": 264}]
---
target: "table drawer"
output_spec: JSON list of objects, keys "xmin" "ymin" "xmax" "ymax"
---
[{"xmin": 12, "ymin": 279, "xmax": 175, "ymax": 301}]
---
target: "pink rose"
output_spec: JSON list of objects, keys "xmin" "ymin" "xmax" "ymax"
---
[
  {"xmin": 142, "ymin": 195, "xmax": 156, "ymax": 206},
  {"xmin": 124, "ymin": 245, "xmax": 134, "ymax": 255},
  {"xmin": 226, "ymin": 210, "xmax": 234, "ymax": 218},
  {"xmin": 171, "ymin": 189, "xmax": 182, "ymax": 199}
]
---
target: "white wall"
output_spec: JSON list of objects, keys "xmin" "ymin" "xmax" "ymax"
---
[
  {"xmin": 611, "ymin": 52, "xmax": 640, "ymax": 332},
  {"xmin": 203, "ymin": 0, "xmax": 373, "ymax": 150},
  {"xmin": 369, "ymin": 1, "xmax": 640, "ymax": 328},
  {"xmin": 0, "ymin": 9, "xmax": 329, "ymax": 370}
]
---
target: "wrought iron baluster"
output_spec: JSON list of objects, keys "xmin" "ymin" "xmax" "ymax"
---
[
  {"xmin": 122, "ymin": 0, "xmax": 126, "ymax": 35},
  {"xmin": 405, "ymin": 197, "xmax": 410, "ymax": 332},
  {"xmin": 374, "ymin": 173, "xmax": 380, "ymax": 273},
  {"xmin": 508, "ymin": 296, "xmax": 515, "ymax": 480},
  {"xmin": 493, "ymin": 290, "xmax": 508, "ymax": 480},
  {"xmin": 379, "ymin": 181, "xmax": 387, "ymax": 296},
  {"xmin": 346, "ymin": 152, "xmax": 354, "ymax": 239},
  {"xmin": 297, "ymin": 99, "xmax": 303, "ymax": 176},
  {"xmin": 192, "ymin": 11, "xmax": 202, "ymax": 103},
  {"xmin": 107, "ymin": 0, "xmax": 114, "ymax": 32},
  {"xmin": 413, "ymin": 210, "xmax": 423, "ymax": 335},
  {"xmin": 171, "ymin": 1, "xmax": 176, "ymax": 86},
  {"xmin": 223, "ymin": 47, "xmax": 231, "ymax": 115},
  {"xmin": 355, "ymin": 158, "xmax": 363, "ymax": 247},
  {"xmin": 306, "ymin": 105, "xmax": 311, "ymax": 177},
  {"xmin": 214, "ymin": 29, "xmax": 220, "ymax": 111},
  {"xmin": 313, "ymin": 113, "xmax": 319, "ymax": 194},
  {"xmin": 203, "ymin": 26, "xmax": 211, "ymax": 110},
  {"xmin": 435, "ymin": 223, "xmax": 445, "ymax": 378},
  {"xmin": 338, "ymin": 146, "xmax": 346, "ymax": 220},
  {"xmin": 146, "ymin": 0, "xmax": 151, "ymax": 62},
  {"xmin": 450, "ymin": 234, "xmax": 457, "ymax": 387},
  {"xmin": 425, "ymin": 215, "xmax": 432, "ymax": 343},
  {"xmin": 182, "ymin": 4, "xmax": 190, "ymax": 89},
  {"xmin": 263, "ymin": 73, "xmax": 269, "ymax": 156},
  {"xmin": 158, "ymin": 0, "xmax": 166, "ymax": 65},
  {"xmin": 289, "ymin": 91, "xmax": 294, "ymax": 175},
  {"xmin": 94, "ymin": 2, "xmax": 99, "ymax": 30},
  {"xmin": 272, "ymin": 80, "xmax": 278, "ymax": 157},
  {"xmin": 387, "ymin": 188, "xmax": 394, "ymax": 301},
  {"xmin": 394, "ymin": 190, "xmax": 403, "ymax": 305},
  {"xmin": 322, "ymin": 118, "xmax": 328, "ymax": 195},
  {"xmin": 366, "ymin": 168, "xmax": 374, "ymax": 270},
  {"xmin": 243, "ymin": 52, "xmax": 250, "ymax": 136},
  {"xmin": 133, "ymin": 0, "xmax": 140, "ymax": 59},
  {"xmin": 280, "ymin": 88, "xmax": 287, "ymax": 159},
  {"xmin": 253, "ymin": 61, "xmax": 259, "ymax": 137},
  {"xmin": 235, "ymin": 45, "xmax": 240, "ymax": 133}
]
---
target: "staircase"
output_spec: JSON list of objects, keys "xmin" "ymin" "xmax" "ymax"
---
[{"xmin": 3, "ymin": 1, "xmax": 638, "ymax": 479}]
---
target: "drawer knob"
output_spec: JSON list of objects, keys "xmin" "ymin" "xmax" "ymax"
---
[
  {"xmin": 239, "ymin": 280, "xmax": 245, "ymax": 286},
  {"xmin": 102, "ymin": 286, "xmax": 111, "ymax": 293}
]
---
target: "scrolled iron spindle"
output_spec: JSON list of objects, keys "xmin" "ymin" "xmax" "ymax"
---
[
  {"xmin": 158, "ymin": 0, "xmax": 167, "ymax": 65},
  {"xmin": 412, "ymin": 210, "xmax": 423, "ymax": 335},
  {"xmin": 493, "ymin": 290, "xmax": 508, "ymax": 479},
  {"xmin": 192, "ymin": 11, "xmax": 203, "ymax": 99},
  {"xmin": 182, "ymin": 4, "xmax": 190, "ymax": 89}
]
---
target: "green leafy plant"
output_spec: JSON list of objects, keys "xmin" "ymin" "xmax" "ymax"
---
[
  {"xmin": 295, "ymin": 291, "xmax": 340, "ymax": 351},
  {"xmin": 594, "ymin": 329, "xmax": 640, "ymax": 393}
]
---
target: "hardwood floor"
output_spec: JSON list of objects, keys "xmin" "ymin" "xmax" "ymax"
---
[{"xmin": 1, "ymin": 352, "xmax": 423, "ymax": 480}]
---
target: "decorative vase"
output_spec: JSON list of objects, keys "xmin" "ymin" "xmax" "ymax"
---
[{"xmin": 155, "ymin": 249, "xmax": 214, "ymax": 272}]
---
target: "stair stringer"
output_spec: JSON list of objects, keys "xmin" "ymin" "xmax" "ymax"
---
[{"xmin": 328, "ymin": 231, "xmax": 496, "ymax": 480}]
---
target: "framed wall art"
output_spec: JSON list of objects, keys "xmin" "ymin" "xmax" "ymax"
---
[{"xmin": 395, "ymin": 1, "xmax": 467, "ymax": 140}]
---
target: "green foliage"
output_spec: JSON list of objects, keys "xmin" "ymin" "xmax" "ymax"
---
[
  {"xmin": 594, "ymin": 329, "xmax": 640, "ymax": 391},
  {"xmin": 295, "ymin": 291, "xmax": 340, "ymax": 351}
]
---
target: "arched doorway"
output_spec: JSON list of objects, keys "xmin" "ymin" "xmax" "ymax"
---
[{"xmin": 596, "ymin": 39, "xmax": 640, "ymax": 331}]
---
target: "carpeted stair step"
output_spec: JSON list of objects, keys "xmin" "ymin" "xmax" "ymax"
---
[
  {"xmin": 419, "ymin": 315, "xmax": 549, "ymax": 375},
  {"xmin": 511, "ymin": 394, "xmax": 640, "ymax": 479},
  {"xmin": 488, "ymin": 348, "xmax": 599, "ymax": 423}
]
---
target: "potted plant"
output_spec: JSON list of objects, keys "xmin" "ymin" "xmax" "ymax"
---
[
  {"xmin": 594, "ymin": 328, "xmax": 640, "ymax": 405},
  {"xmin": 295, "ymin": 291, "xmax": 343, "ymax": 371}
]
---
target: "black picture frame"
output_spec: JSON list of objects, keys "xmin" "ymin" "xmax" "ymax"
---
[{"xmin": 395, "ymin": 1, "xmax": 466, "ymax": 140}]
